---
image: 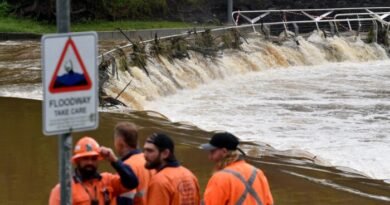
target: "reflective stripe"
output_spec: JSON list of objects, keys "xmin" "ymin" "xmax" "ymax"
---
[
  {"xmin": 221, "ymin": 167, "xmax": 263, "ymax": 205},
  {"xmin": 120, "ymin": 189, "xmax": 145, "ymax": 199},
  {"xmin": 120, "ymin": 191, "xmax": 135, "ymax": 199},
  {"xmin": 134, "ymin": 189, "xmax": 145, "ymax": 198},
  {"xmin": 120, "ymin": 190, "xmax": 145, "ymax": 199}
]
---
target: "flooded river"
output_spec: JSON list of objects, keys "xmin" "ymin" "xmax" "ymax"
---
[{"xmin": 0, "ymin": 38, "xmax": 389, "ymax": 204}]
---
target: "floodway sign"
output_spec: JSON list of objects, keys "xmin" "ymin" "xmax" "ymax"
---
[{"xmin": 42, "ymin": 32, "xmax": 98, "ymax": 135}]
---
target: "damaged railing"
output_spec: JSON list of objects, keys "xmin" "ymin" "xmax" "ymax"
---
[{"xmin": 232, "ymin": 7, "xmax": 390, "ymax": 37}]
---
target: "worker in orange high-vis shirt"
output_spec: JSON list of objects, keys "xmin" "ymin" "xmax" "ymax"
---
[
  {"xmin": 143, "ymin": 133, "xmax": 200, "ymax": 205},
  {"xmin": 201, "ymin": 132, "xmax": 273, "ymax": 205},
  {"xmin": 49, "ymin": 136, "xmax": 139, "ymax": 205},
  {"xmin": 113, "ymin": 122, "xmax": 154, "ymax": 205}
]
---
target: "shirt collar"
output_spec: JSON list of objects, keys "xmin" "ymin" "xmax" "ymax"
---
[
  {"xmin": 121, "ymin": 149, "xmax": 142, "ymax": 161},
  {"xmin": 157, "ymin": 160, "xmax": 180, "ymax": 172}
]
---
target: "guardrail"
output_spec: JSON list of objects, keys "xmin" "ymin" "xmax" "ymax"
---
[{"xmin": 232, "ymin": 7, "xmax": 390, "ymax": 34}]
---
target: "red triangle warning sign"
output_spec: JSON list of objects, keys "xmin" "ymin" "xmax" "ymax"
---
[{"xmin": 49, "ymin": 38, "xmax": 92, "ymax": 93}]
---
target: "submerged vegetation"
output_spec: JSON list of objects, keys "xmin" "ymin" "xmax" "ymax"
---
[
  {"xmin": 99, "ymin": 27, "xmax": 246, "ymax": 74},
  {"xmin": 129, "ymin": 38, "xmax": 149, "ymax": 76},
  {"xmin": 366, "ymin": 25, "xmax": 390, "ymax": 47}
]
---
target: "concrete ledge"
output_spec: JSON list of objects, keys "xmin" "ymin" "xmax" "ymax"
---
[
  {"xmin": 0, "ymin": 26, "xmax": 228, "ymax": 41},
  {"xmin": 0, "ymin": 32, "xmax": 42, "ymax": 41},
  {"xmin": 97, "ymin": 28, "xmax": 194, "ymax": 41},
  {"xmin": 0, "ymin": 28, "xmax": 201, "ymax": 41},
  {"xmin": 0, "ymin": 28, "xmax": 370, "ymax": 43}
]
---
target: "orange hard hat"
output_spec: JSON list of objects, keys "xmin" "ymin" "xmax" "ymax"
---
[{"xmin": 72, "ymin": 136, "xmax": 102, "ymax": 163}]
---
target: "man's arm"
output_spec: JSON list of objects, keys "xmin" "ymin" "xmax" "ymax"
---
[
  {"xmin": 111, "ymin": 160, "xmax": 139, "ymax": 189},
  {"xmin": 100, "ymin": 146, "xmax": 139, "ymax": 195}
]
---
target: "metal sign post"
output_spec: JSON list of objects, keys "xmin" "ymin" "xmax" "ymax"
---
[
  {"xmin": 42, "ymin": 31, "xmax": 98, "ymax": 202},
  {"xmin": 43, "ymin": 1, "xmax": 98, "ymax": 204},
  {"xmin": 59, "ymin": 132, "xmax": 72, "ymax": 205},
  {"xmin": 56, "ymin": 0, "xmax": 71, "ymax": 205},
  {"xmin": 42, "ymin": 30, "xmax": 98, "ymax": 202},
  {"xmin": 227, "ymin": 0, "xmax": 233, "ymax": 24}
]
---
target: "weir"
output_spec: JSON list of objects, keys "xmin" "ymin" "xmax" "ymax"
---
[{"xmin": 98, "ymin": 7, "xmax": 390, "ymax": 110}]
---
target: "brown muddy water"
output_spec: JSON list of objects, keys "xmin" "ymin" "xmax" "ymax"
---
[
  {"xmin": 1, "ymin": 38, "xmax": 390, "ymax": 204},
  {"xmin": 0, "ymin": 97, "xmax": 389, "ymax": 205}
]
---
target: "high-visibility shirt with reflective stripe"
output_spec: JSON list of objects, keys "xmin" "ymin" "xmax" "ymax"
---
[
  {"xmin": 119, "ymin": 153, "xmax": 154, "ymax": 205},
  {"xmin": 203, "ymin": 160, "xmax": 273, "ymax": 205},
  {"xmin": 49, "ymin": 173, "xmax": 129, "ymax": 205}
]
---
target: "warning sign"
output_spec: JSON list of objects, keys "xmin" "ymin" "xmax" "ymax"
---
[
  {"xmin": 49, "ymin": 38, "xmax": 92, "ymax": 93},
  {"xmin": 42, "ymin": 32, "xmax": 98, "ymax": 135}
]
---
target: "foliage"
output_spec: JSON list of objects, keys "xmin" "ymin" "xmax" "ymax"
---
[
  {"xmin": 190, "ymin": 29, "xmax": 219, "ymax": 57},
  {"xmin": 6, "ymin": 0, "xmax": 168, "ymax": 22},
  {"xmin": 366, "ymin": 28, "xmax": 375, "ymax": 44},
  {"xmin": 103, "ymin": 0, "xmax": 167, "ymax": 20},
  {"xmin": 195, "ymin": 29, "xmax": 216, "ymax": 48},
  {"xmin": 115, "ymin": 47, "xmax": 129, "ymax": 72},
  {"xmin": 0, "ymin": 1, "xmax": 10, "ymax": 17},
  {"xmin": 169, "ymin": 36, "xmax": 190, "ymax": 60},
  {"xmin": 129, "ymin": 38, "xmax": 149, "ymax": 75},
  {"xmin": 150, "ymin": 33, "xmax": 170, "ymax": 59},
  {"xmin": 231, "ymin": 29, "xmax": 243, "ymax": 48},
  {"xmin": 221, "ymin": 32, "xmax": 233, "ymax": 49}
]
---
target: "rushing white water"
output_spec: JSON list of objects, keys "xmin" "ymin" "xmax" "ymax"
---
[
  {"xmin": 103, "ymin": 32, "xmax": 388, "ymax": 110},
  {"xmin": 145, "ymin": 60, "xmax": 390, "ymax": 180},
  {"xmin": 0, "ymin": 83, "xmax": 41, "ymax": 100}
]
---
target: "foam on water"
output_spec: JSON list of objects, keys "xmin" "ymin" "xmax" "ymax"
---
[
  {"xmin": 0, "ymin": 84, "xmax": 42, "ymax": 100},
  {"xmin": 145, "ymin": 61, "xmax": 390, "ymax": 180},
  {"xmin": 0, "ymin": 41, "xmax": 26, "ymax": 46},
  {"xmin": 100, "ymin": 32, "xmax": 388, "ymax": 110}
]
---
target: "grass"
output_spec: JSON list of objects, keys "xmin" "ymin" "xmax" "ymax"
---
[
  {"xmin": 0, "ymin": 16, "xmax": 194, "ymax": 33},
  {"xmin": 0, "ymin": 16, "xmax": 53, "ymax": 33}
]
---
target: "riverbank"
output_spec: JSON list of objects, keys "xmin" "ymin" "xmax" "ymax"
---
[
  {"xmin": 0, "ymin": 28, "xmax": 203, "ymax": 41},
  {"xmin": 0, "ymin": 97, "xmax": 389, "ymax": 204},
  {"xmin": 0, "ymin": 16, "xmax": 216, "ymax": 41}
]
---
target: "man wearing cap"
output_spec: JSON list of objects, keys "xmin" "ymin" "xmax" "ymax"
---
[
  {"xmin": 49, "ymin": 136, "xmax": 139, "ymax": 205},
  {"xmin": 143, "ymin": 133, "xmax": 200, "ymax": 205},
  {"xmin": 201, "ymin": 132, "xmax": 274, "ymax": 205}
]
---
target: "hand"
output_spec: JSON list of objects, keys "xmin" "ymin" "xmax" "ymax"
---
[{"xmin": 99, "ymin": 146, "xmax": 118, "ymax": 163}]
